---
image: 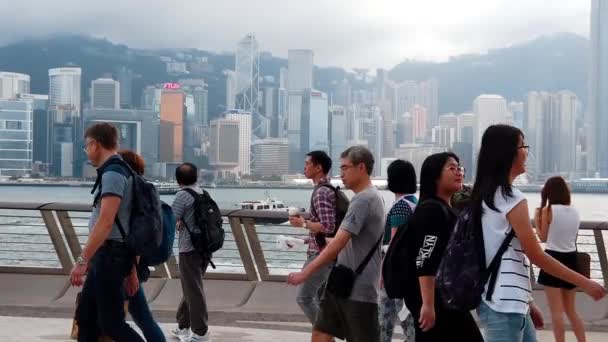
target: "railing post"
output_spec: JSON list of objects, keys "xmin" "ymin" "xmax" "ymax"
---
[
  {"xmin": 56, "ymin": 210, "xmax": 82, "ymax": 259},
  {"xmin": 242, "ymin": 218, "xmax": 270, "ymax": 281},
  {"xmin": 593, "ymin": 229, "xmax": 608, "ymax": 286},
  {"xmin": 229, "ymin": 216, "xmax": 259, "ymax": 281},
  {"xmin": 40, "ymin": 210, "xmax": 74, "ymax": 274}
]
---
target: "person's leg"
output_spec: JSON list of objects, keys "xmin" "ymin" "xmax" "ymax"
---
[
  {"xmin": 545, "ymin": 286, "xmax": 566, "ymax": 342},
  {"xmin": 477, "ymin": 301, "xmax": 525, "ymax": 342},
  {"xmin": 313, "ymin": 291, "xmax": 346, "ymax": 341},
  {"xmin": 297, "ymin": 254, "xmax": 332, "ymax": 324},
  {"xmin": 341, "ymin": 299, "xmax": 381, "ymax": 342},
  {"xmin": 311, "ymin": 330, "xmax": 335, "ymax": 342},
  {"xmin": 378, "ymin": 289, "xmax": 398, "ymax": 342},
  {"xmin": 180, "ymin": 251, "xmax": 209, "ymax": 336},
  {"xmin": 95, "ymin": 247, "xmax": 145, "ymax": 342},
  {"xmin": 177, "ymin": 253, "xmax": 191, "ymax": 331},
  {"xmin": 522, "ymin": 312, "xmax": 539, "ymax": 342},
  {"xmin": 129, "ymin": 286, "xmax": 166, "ymax": 342},
  {"xmin": 77, "ymin": 262, "xmax": 100, "ymax": 342},
  {"xmin": 562, "ymin": 289, "xmax": 587, "ymax": 342}
]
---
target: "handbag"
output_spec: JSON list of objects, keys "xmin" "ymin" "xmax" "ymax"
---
[{"xmin": 325, "ymin": 233, "xmax": 383, "ymax": 299}]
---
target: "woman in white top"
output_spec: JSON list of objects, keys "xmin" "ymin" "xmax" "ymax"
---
[
  {"xmin": 471, "ymin": 124, "xmax": 606, "ymax": 342},
  {"xmin": 535, "ymin": 176, "xmax": 585, "ymax": 342}
]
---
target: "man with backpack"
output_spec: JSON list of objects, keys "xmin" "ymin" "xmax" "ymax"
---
[
  {"xmin": 70, "ymin": 123, "xmax": 145, "ymax": 342},
  {"xmin": 288, "ymin": 146, "xmax": 385, "ymax": 342},
  {"xmin": 288, "ymin": 151, "xmax": 338, "ymax": 324},
  {"xmin": 171, "ymin": 163, "xmax": 216, "ymax": 342}
]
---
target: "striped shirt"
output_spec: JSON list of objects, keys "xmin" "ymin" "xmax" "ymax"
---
[
  {"xmin": 172, "ymin": 185, "xmax": 203, "ymax": 253},
  {"xmin": 307, "ymin": 178, "xmax": 336, "ymax": 256},
  {"xmin": 481, "ymin": 188, "xmax": 532, "ymax": 314}
]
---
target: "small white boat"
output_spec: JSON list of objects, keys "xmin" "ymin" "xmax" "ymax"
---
[{"xmin": 239, "ymin": 192, "xmax": 304, "ymax": 224}]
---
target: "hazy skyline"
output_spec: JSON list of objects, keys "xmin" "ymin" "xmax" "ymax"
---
[{"xmin": 1, "ymin": 0, "xmax": 591, "ymax": 69}]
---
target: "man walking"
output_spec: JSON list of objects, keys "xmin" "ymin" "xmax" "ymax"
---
[
  {"xmin": 170, "ymin": 163, "xmax": 212, "ymax": 342},
  {"xmin": 288, "ymin": 146, "xmax": 385, "ymax": 342},
  {"xmin": 70, "ymin": 123, "xmax": 144, "ymax": 342},
  {"xmin": 289, "ymin": 151, "xmax": 336, "ymax": 324}
]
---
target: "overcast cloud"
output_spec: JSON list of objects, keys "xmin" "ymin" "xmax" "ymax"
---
[{"xmin": 0, "ymin": 0, "xmax": 590, "ymax": 69}]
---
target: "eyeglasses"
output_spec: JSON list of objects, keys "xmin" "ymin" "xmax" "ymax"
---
[
  {"xmin": 339, "ymin": 164, "xmax": 357, "ymax": 172},
  {"xmin": 518, "ymin": 145, "xmax": 530, "ymax": 151},
  {"xmin": 446, "ymin": 166, "xmax": 465, "ymax": 174},
  {"xmin": 83, "ymin": 140, "xmax": 95, "ymax": 153}
]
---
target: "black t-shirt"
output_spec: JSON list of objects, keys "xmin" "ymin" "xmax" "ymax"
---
[{"xmin": 403, "ymin": 197, "xmax": 457, "ymax": 308}]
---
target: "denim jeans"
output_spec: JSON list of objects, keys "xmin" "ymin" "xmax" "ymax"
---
[
  {"xmin": 77, "ymin": 241, "xmax": 145, "ymax": 342},
  {"xmin": 129, "ymin": 285, "xmax": 166, "ymax": 342},
  {"xmin": 296, "ymin": 253, "xmax": 333, "ymax": 324},
  {"xmin": 477, "ymin": 301, "xmax": 537, "ymax": 342}
]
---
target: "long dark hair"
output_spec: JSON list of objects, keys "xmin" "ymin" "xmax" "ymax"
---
[
  {"xmin": 419, "ymin": 152, "xmax": 460, "ymax": 202},
  {"xmin": 471, "ymin": 124, "xmax": 524, "ymax": 211},
  {"xmin": 541, "ymin": 176, "xmax": 571, "ymax": 208}
]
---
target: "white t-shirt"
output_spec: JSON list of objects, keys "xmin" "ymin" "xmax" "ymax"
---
[
  {"xmin": 481, "ymin": 187, "xmax": 531, "ymax": 314},
  {"xmin": 545, "ymin": 205, "xmax": 580, "ymax": 253}
]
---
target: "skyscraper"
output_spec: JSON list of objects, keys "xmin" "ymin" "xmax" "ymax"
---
[
  {"xmin": 329, "ymin": 106, "xmax": 347, "ymax": 176},
  {"xmin": 251, "ymin": 138, "xmax": 289, "ymax": 178},
  {"xmin": 225, "ymin": 110, "xmax": 252, "ymax": 176},
  {"xmin": 159, "ymin": 90, "xmax": 185, "ymax": 163},
  {"xmin": 473, "ymin": 94, "xmax": 509, "ymax": 155},
  {"xmin": 235, "ymin": 34, "xmax": 260, "ymax": 117},
  {"xmin": 411, "ymin": 105, "xmax": 427, "ymax": 142},
  {"xmin": 288, "ymin": 50, "xmax": 314, "ymax": 93},
  {"xmin": 91, "ymin": 78, "xmax": 120, "ymax": 109},
  {"xmin": 209, "ymin": 118, "xmax": 239, "ymax": 172},
  {"xmin": 0, "ymin": 98, "xmax": 34, "ymax": 176},
  {"xmin": 300, "ymin": 89, "xmax": 329, "ymax": 155},
  {"xmin": 224, "ymin": 70, "xmax": 237, "ymax": 110},
  {"xmin": 0, "ymin": 72, "xmax": 30, "ymax": 99},
  {"xmin": 48, "ymin": 67, "xmax": 82, "ymax": 177},
  {"xmin": 115, "ymin": 66, "xmax": 133, "ymax": 108},
  {"xmin": 589, "ymin": 0, "xmax": 608, "ymax": 176}
]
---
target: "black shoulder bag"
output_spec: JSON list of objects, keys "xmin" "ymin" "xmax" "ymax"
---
[{"xmin": 325, "ymin": 233, "xmax": 384, "ymax": 299}]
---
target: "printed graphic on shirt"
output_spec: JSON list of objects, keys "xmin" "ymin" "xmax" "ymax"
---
[{"xmin": 416, "ymin": 235, "xmax": 437, "ymax": 268}]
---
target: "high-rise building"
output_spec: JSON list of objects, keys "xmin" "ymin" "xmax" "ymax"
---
[
  {"xmin": 396, "ymin": 112, "xmax": 414, "ymax": 146},
  {"xmin": 332, "ymin": 80, "xmax": 352, "ymax": 107},
  {"xmin": 115, "ymin": 66, "xmax": 133, "ymax": 108},
  {"xmin": 235, "ymin": 34, "xmax": 260, "ymax": 116},
  {"xmin": 457, "ymin": 113, "xmax": 475, "ymax": 144},
  {"xmin": 329, "ymin": 106, "xmax": 347, "ymax": 176},
  {"xmin": 251, "ymin": 138, "xmax": 289, "ymax": 178},
  {"xmin": 208, "ymin": 118, "xmax": 239, "ymax": 171},
  {"xmin": 288, "ymin": 50, "xmax": 314, "ymax": 93},
  {"xmin": 355, "ymin": 112, "xmax": 383, "ymax": 175},
  {"xmin": 48, "ymin": 67, "xmax": 82, "ymax": 177},
  {"xmin": 159, "ymin": 90, "xmax": 185, "ymax": 163},
  {"xmin": 589, "ymin": 0, "xmax": 608, "ymax": 176},
  {"xmin": 91, "ymin": 78, "xmax": 120, "ymax": 109},
  {"xmin": 525, "ymin": 91, "xmax": 579, "ymax": 180},
  {"xmin": 0, "ymin": 98, "xmax": 34, "ymax": 176},
  {"xmin": 224, "ymin": 70, "xmax": 237, "ymax": 110},
  {"xmin": 19, "ymin": 94, "xmax": 50, "ymax": 172},
  {"xmin": 473, "ymin": 94, "xmax": 509, "ymax": 155},
  {"xmin": 508, "ymin": 101, "xmax": 525, "ymax": 128},
  {"xmin": 419, "ymin": 78, "xmax": 439, "ymax": 131},
  {"xmin": 225, "ymin": 110, "xmax": 252, "ymax": 175},
  {"xmin": 280, "ymin": 67, "xmax": 289, "ymax": 90},
  {"xmin": 0, "ymin": 72, "xmax": 30, "ymax": 99},
  {"xmin": 395, "ymin": 144, "xmax": 445, "ymax": 176},
  {"xmin": 301, "ymin": 89, "xmax": 329, "ymax": 154},
  {"xmin": 49, "ymin": 68, "xmax": 81, "ymax": 109},
  {"xmin": 411, "ymin": 105, "xmax": 427, "ymax": 142}
]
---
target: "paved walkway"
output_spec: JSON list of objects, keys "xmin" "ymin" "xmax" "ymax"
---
[{"xmin": 2, "ymin": 316, "xmax": 608, "ymax": 342}]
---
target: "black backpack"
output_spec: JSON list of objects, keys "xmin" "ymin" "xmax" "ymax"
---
[
  {"xmin": 311, "ymin": 183, "xmax": 350, "ymax": 234},
  {"xmin": 182, "ymin": 188, "xmax": 225, "ymax": 268},
  {"xmin": 436, "ymin": 206, "xmax": 515, "ymax": 311},
  {"xmin": 382, "ymin": 199, "xmax": 446, "ymax": 299},
  {"xmin": 92, "ymin": 158, "xmax": 163, "ymax": 263}
]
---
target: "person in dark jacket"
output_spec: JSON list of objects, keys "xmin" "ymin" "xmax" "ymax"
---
[{"xmin": 403, "ymin": 152, "xmax": 483, "ymax": 342}]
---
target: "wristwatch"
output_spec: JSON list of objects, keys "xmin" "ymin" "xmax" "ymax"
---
[
  {"xmin": 303, "ymin": 220, "xmax": 308, "ymax": 229},
  {"xmin": 76, "ymin": 256, "xmax": 87, "ymax": 265}
]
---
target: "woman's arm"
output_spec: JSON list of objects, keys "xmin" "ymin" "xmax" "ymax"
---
[
  {"xmin": 508, "ymin": 200, "xmax": 606, "ymax": 300},
  {"xmin": 536, "ymin": 207, "xmax": 551, "ymax": 243}
]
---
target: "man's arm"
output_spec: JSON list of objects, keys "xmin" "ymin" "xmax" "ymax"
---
[
  {"xmin": 298, "ymin": 228, "xmax": 351, "ymax": 277},
  {"xmin": 293, "ymin": 188, "xmax": 335, "ymax": 233},
  {"xmin": 80, "ymin": 196, "xmax": 121, "ymax": 262}
]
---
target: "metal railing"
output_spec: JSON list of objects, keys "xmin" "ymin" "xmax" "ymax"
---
[{"xmin": 0, "ymin": 202, "xmax": 607, "ymax": 287}]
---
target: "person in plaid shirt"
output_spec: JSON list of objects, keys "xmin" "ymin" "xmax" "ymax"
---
[{"xmin": 289, "ymin": 150, "xmax": 337, "ymax": 324}]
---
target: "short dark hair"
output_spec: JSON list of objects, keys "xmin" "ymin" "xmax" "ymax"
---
[
  {"xmin": 387, "ymin": 159, "xmax": 417, "ymax": 194},
  {"xmin": 541, "ymin": 176, "xmax": 571, "ymax": 208},
  {"xmin": 84, "ymin": 123, "xmax": 118, "ymax": 150},
  {"xmin": 341, "ymin": 146, "xmax": 374, "ymax": 175},
  {"xmin": 175, "ymin": 162, "xmax": 198, "ymax": 186},
  {"xmin": 306, "ymin": 150, "xmax": 332, "ymax": 175},
  {"xmin": 118, "ymin": 150, "xmax": 145, "ymax": 175}
]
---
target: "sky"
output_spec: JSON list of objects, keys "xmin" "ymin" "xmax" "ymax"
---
[{"xmin": 1, "ymin": 0, "xmax": 591, "ymax": 69}]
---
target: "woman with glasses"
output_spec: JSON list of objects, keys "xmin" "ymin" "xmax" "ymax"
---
[
  {"xmin": 472, "ymin": 124, "xmax": 605, "ymax": 342},
  {"xmin": 402, "ymin": 152, "xmax": 483, "ymax": 341}
]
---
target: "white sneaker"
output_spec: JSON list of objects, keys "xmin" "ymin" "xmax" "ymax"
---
[
  {"xmin": 170, "ymin": 327, "xmax": 189, "ymax": 339},
  {"xmin": 182, "ymin": 331, "xmax": 211, "ymax": 342}
]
